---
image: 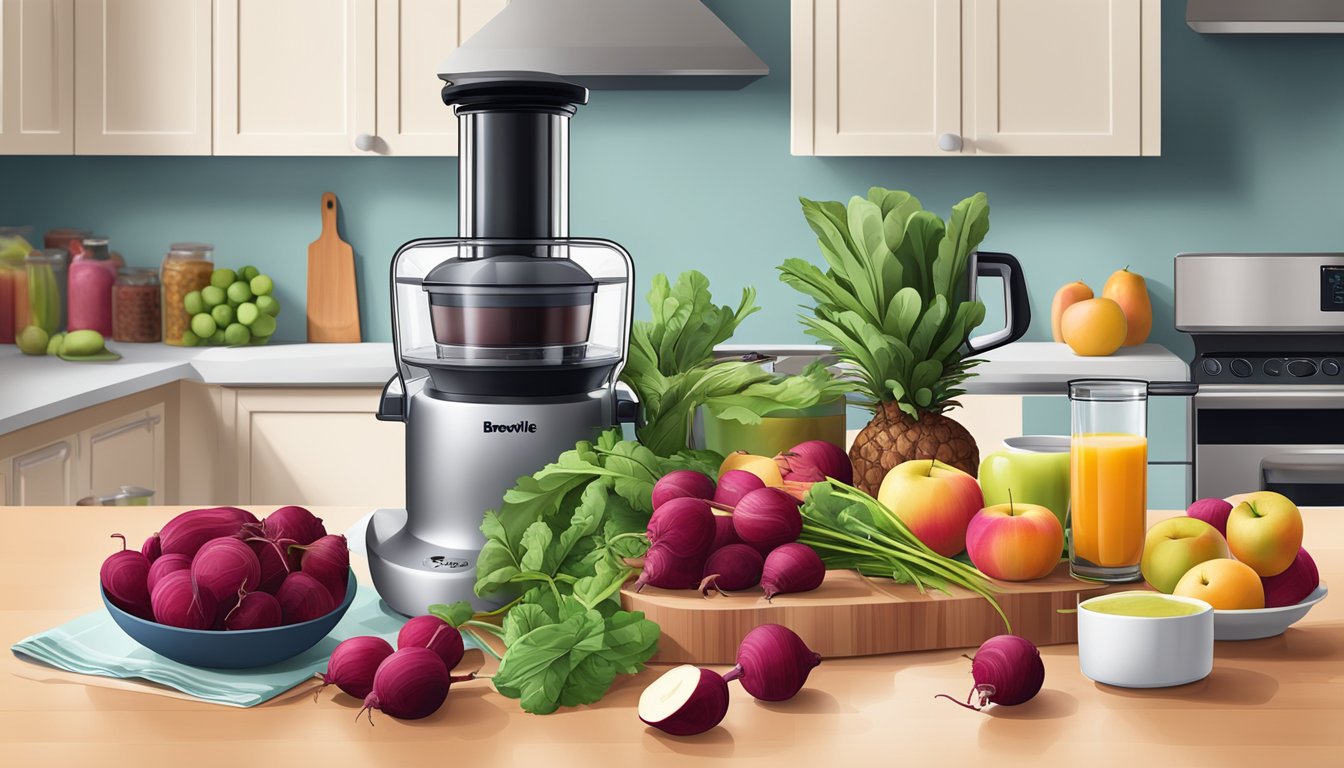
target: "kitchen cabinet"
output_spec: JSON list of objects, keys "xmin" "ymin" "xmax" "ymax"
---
[
  {"xmin": 79, "ymin": 403, "xmax": 165, "ymax": 504},
  {"xmin": 791, "ymin": 0, "xmax": 1161, "ymax": 156},
  {"xmin": 215, "ymin": 0, "xmax": 377, "ymax": 156},
  {"xmin": 0, "ymin": 0, "xmax": 73, "ymax": 154},
  {"xmin": 73, "ymin": 0, "xmax": 212, "ymax": 155},
  {"xmin": 231, "ymin": 388, "xmax": 403, "ymax": 507},
  {"xmin": 374, "ymin": 0, "xmax": 507, "ymax": 156},
  {"xmin": 6, "ymin": 437, "xmax": 75, "ymax": 505}
]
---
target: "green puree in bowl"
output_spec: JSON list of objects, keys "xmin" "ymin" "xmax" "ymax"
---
[{"xmin": 1085, "ymin": 595, "xmax": 1203, "ymax": 617}]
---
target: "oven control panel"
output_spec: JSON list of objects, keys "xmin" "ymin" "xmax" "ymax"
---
[{"xmin": 1195, "ymin": 356, "xmax": 1342, "ymax": 384}]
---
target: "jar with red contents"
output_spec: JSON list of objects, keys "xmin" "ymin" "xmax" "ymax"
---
[
  {"xmin": 112, "ymin": 268, "xmax": 162, "ymax": 342},
  {"xmin": 67, "ymin": 237, "xmax": 117, "ymax": 336}
]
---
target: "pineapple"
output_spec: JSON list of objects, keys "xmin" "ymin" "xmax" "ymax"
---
[{"xmin": 780, "ymin": 187, "xmax": 991, "ymax": 494}]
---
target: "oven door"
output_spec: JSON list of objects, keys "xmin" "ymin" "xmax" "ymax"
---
[{"xmin": 1194, "ymin": 386, "xmax": 1344, "ymax": 504}]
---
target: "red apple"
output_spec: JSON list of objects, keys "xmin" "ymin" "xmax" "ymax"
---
[
  {"xmin": 965, "ymin": 502, "xmax": 1064, "ymax": 581},
  {"xmin": 876, "ymin": 459, "xmax": 984, "ymax": 557},
  {"xmin": 1186, "ymin": 497, "xmax": 1234, "ymax": 537},
  {"xmin": 1261, "ymin": 548, "xmax": 1319, "ymax": 608}
]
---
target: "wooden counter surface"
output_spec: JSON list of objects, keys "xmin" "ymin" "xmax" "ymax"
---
[{"xmin": 2, "ymin": 506, "xmax": 1340, "ymax": 767}]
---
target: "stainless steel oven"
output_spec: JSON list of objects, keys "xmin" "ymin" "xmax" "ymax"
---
[{"xmin": 1177, "ymin": 253, "xmax": 1344, "ymax": 504}]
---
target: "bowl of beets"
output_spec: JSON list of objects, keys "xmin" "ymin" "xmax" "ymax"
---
[{"xmin": 99, "ymin": 505, "xmax": 356, "ymax": 669}]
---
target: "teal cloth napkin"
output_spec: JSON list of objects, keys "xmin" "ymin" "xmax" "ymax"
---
[{"xmin": 10, "ymin": 584, "xmax": 481, "ymax": 708}]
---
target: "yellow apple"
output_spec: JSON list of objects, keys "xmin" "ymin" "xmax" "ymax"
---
[
  {"xmin": 1173, "ymin": 558, "xmax": 1264, "ymax": 610},
  {"xmin": 876, "ymin": 459, "xmax": 984, "ymax": 557},
  {"xmin": 965, "ymin": 502, "xmax": 1064, "ymax": 581},
  {"xmin": 1140, "ymin": 517, "xmax": 1229, "ymax": 594},
  {"xmin": 718, "ymin": 451, "xmax": 783, "ymax": 487},
  {"xmin": 1226, "ymin": 492, "xmax": 1303, "ymax": 577}
]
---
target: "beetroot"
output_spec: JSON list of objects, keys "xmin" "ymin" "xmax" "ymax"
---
[
  {"xmin": 732, "ymin": 487, "xmax": 803, "ymax": 554},
  {"xmin": 146, "ymin": 553, "xmax": 192, "ymax": 594},
  {"xmin": 937, "ymin": 634, "xmax": 1044, "ymax": 710},
  {"xmin": 290, "ymin": 534, "xmax": 350, "ymax": 604},
  {"xmin": 101, "ymin": 534, "xmax": 152, "ymax": 620},
  {"xmin": 652, "ymin": 470, "xmax": 716, "ymax": 510},
  {"xmin": 775, "ymin": 440, "xmax": 852, "ymax": 484},
  {"xmin": 191, "ymin": 537, "xmax": 261, "ymax": 606},
  {"xmin": 710, "ymin": 513, "xmax": 740, "ymax": 551},
  {"xmin": 276, "ymin": 571, "xmax": 336, "ymax": 624},
  {"xmin": 247, "ymin": 536, "xmax": 294, "ymax": 593},
  {"xmin": 699, "ymin": 543, "xmax": 765, "ymax": 596},
  {"xmin": 360, "ymin": 647, "xmax": 474, "ymax": 723},
  {"xmin": 722, "ymin": 624, "xmax": 821, "ymax": 701},
  {"xmin": 634, "ymin": 544, "xmax": 705, "ymax": 592},
  {"xmin": 151, "ymin": 570, "xmax": 217, "ymax": 630},
  {"xmin": 319, "ymin": 636, "xmax": 395, "ymax": 700},
  {"xmin": 646, "ymin": 497, "xmax": 716, "ymax": 560},
  {"xmin": 224, "ymin": 589, "xmax": 283, "ymax": 630},
  {"xmin": 141, "ymin": 533, "xmax": 161, "ymax": 563},
  {"xmin": 714, "ymin": 469, "xmax": 765, "ymax": 507},
  {"xmin": 760, "ymin": 543, "xmax": 826, "ymax": 600},
  {"xmin": 264, "ymin": 505, "xmax": 326, "ymax": 546},
  {"xmin": 1262, "ymin": 548, "xmax": 1319, "ymax": 607},
  {"xmin": 639, "ymin": 665, "xmax": 730, "ymax": 736},
  {"xmin": 159, "ymin": 507, "xmax": 254, "ymax": 558},
  {"xmin": 398, "ymin": 615, "xmax": 465, "ymax": 671}
]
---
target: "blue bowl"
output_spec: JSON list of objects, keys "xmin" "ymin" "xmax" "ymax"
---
[{"xmin": 102, "ymin": 570, "xmax": 356, "ymax": 669}]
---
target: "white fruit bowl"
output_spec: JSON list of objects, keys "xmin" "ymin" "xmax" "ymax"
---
[{"xmin": 1213, "ymin": 583, "xmax": 1328, "ymax": 641}]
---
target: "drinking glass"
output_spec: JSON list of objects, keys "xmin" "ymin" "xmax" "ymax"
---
[{"xmin": 1069, "ymin": 379, "xmax": 1147, "ymax": 582}]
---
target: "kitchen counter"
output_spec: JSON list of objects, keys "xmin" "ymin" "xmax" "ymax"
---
[
  {"xmin": 2, "ymin": 506, "xmax": 1338, "ymax": 766},
  {"xmin": 0, "ymin": 341, "xmax": 1187, "ymax": 437}
]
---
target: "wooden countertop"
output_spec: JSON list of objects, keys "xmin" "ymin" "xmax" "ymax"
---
[{"xmin": 2, "ymin": 507, "xmax": 1339, "ymax": 766}]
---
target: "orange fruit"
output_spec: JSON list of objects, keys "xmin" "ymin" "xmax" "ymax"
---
[
  {"xmin": 1102, "ymin": 268, "xmax": 1153, "ymax": 347},
  {"xmin": 1060, "ymin": 298, "xmax": 1127, "ymax": 356},
  {"xmin": 1173, "ymin": 558, "xmax": 1265, "ymax": 610},
  {"xmin": 1050, "ymin": 281, "xmax": 1093, "ymax": 342}
]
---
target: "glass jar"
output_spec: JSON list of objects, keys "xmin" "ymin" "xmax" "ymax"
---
[
  {"xmin": 67, "ymin": 237, "xmax": 116, "ymax": 336},
  {"xmin": 44, "ymin": 228, "xmax": 91, "ymax": 252},
  {"xmin": 0, "ymin": 228, "xmax": 34, "ymax": 343},
  {"xmin": 161, "ymin": 242, "xmax": 214, "ymax": 345},
  {"xmin": 18, "ymin": 249, "xmax": 69, "ymax": 334},
  {"xmin": 113, "ymin": 268, "xmax": 162, "ymax": 342}
]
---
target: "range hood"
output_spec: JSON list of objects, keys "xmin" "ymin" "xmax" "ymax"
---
[
  {"xmin": 1188, "ymin": 0, "xmax": 1344, "ymax": 33},
  {"xmin": 438, "ymin": 0, "xmax": 768, "ymax": 89}
]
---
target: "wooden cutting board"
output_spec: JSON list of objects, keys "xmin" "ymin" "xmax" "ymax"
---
[
  {"xmin": 620, "ymin": 564, "xmax": 1128, "ymax": 664},
  {"xmin": 306, "ymin": 191, "xmax": 361, "ymax": 342}
]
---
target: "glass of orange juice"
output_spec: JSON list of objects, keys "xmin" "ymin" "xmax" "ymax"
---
[{"xmin": 1068, "ymin": 380, "xmax": 1147, "ymax": 582}]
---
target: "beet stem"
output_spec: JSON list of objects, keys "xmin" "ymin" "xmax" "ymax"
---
[
  {"xmin": 110, "ymin": 533, "xmax": 128, "ymax": 551},
  {"xmin": 722, "ymin": 664, "xmax": 744, "ymax": 683},
  {"xmin": 449, "ymin": 673, "xmax": 476, "ymax": 684}
]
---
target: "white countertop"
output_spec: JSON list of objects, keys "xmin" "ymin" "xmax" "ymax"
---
[
  {"xmin": 0, "ymin": 342, "xmax": 395, "ymax": 434},
  {"xmin": 0, "ymin": 340, "xmax": 1187, "ymax": 437}
]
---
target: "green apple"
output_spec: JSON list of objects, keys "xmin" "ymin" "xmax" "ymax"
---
[
  {"xmin": 1226, "ymin": 492, "xmax": 1303, "ymax": 577},
  {"xmin": 1140, "ymin": 517, "xmax": 1229, "ymax": 593},
  {"xmin": 977, "ymin": 450, "xmax": 1070, "ymax": 544}
]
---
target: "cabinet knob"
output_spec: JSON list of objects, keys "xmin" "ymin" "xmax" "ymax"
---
[
  {"xmin": 938, "ymin": 133, "xmax": 963, "ymax": 152},
  {"xmin": 354, "ymin": 133, "xmax": 377, "ymax": 152}
]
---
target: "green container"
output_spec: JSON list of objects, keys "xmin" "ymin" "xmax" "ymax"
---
[{"xmin": 696, "ymin": 398, "xmax": 847, "ymax": 458}]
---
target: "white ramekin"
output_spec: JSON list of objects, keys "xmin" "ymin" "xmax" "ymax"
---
[{"xmin": 1077, "ymin": 591, "xmax": 1214, "ymax": 688}]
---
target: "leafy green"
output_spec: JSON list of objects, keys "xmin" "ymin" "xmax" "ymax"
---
[
  {"xmin": 621, "ymin": 270, "xmax": 856, "ymax": 455},
  {"xmin": 780, "ymin": 188, "xmax": 991, "ymax": 419}
]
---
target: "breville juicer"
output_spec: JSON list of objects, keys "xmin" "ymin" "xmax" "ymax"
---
[{"xmin": 367, "ymin": 75, "xmax": 634, "ymax": 615}]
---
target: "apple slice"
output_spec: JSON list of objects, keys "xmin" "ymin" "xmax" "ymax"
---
[{"xmin": 638, "ymin": 664, "xmax": 730, "ymax": 736}]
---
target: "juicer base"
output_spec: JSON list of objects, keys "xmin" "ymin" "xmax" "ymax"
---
[{"xmin": 365, "ymin": 507, "xmax": 504, "ymax": 616}]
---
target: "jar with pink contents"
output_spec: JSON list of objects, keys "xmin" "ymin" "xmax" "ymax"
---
[{"xmin": 67, "ymin": 237, "xmax": 117, "ymax": 336}]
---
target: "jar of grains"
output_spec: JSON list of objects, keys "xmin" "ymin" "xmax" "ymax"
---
[
  {"xmin": 161, "ymin": 242, "xmax": 213, "ymax": 345},
  {"xmin": 113, "ymin": 268, "xmax": 161, "ymax": 342}
]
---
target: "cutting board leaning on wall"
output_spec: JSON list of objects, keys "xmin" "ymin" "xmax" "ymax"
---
[{"xmin": 306, "ymin": 192, "xmax": 361, "ymax": 342}]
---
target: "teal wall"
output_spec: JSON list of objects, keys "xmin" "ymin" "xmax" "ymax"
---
[{"xmin": 2, "ymin": 2, "xmax": 1343, "ymax": 346}]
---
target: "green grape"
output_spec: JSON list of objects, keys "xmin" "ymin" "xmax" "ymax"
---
[
  {"xmin": 227, "ymin": 280, "xmax": 253, "ymax": 304},
  {"xmin": 236, "ymin": 301, "xmax": 260, "ymax": 326},
  {"xmin": 191, "ymin": 313, "xmax": 217, "ymax": 338},
  {"xmin": 224, "ymin": 322, "xmax": 251, "ymax": 346},
  {"xmin": 249, "ymin": 274, "xmax": 274, "ymax": 297},
  {"xmin": 210, "ymin": 268, "xmax": 236, "ymax": 289},
  {"xmin": 249, "ymin": 312, "xmax": 277, "ymax": 338},
  {"xmin": 201, "ymin": 285, "xmax": 226, "ymax": 307},
  {"xmin": 211, "ymin": 304, "xmax": 235, "ymax": 327},
  {"xmin": 181, "ymin": 330, "xmax": 201, "ymax": 347},
  {"xmin": 209, "ymin": 329, "xmax": 226, "ymax": 346},
  {"xmin": 256, "ymin": 295, "xmax": 280, "ymax": 317},
  {"xmin": 240, "ymin": 265, "xmax": 259, "ymax": 282},
  {"xmin": 183, "ymin": 290, "xmax": 205, "ymax": 315},
  {"xmin": 249, "ymin": 334, "xmax": 271, "ymax": 346}
]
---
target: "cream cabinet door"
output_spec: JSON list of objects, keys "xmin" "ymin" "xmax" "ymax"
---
[
  {"xmin": 0, "ymin": 0, "xmax": 73, "ymax": 154},
  {"xmin": 9, "ymin": 437, "xmax": 76, "ymax": 505},
  {"xmin": 233, "ymin": 389, "xmax": 404, "ymax": 507},
  {"xmin": 78, "ymin": 402, "xmax": 165, "ymax": 503},
  {"xmin": 216, "ymin": 0, "xmax": 375, "ymax": 156},
  {"xmin": 967, "ymin": 0, "xmax": 1146, "ymax": 156},
  {"xmin": 373, "ymin": 0, "xmax": 505, "ymax": 156},
  {"xmin": 793, "ymin": 0, "xmax": 962, "ymax": 156},
  {"xmin": 73, "ymin": 0, "xmax": 211, "ymax": 155}
]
